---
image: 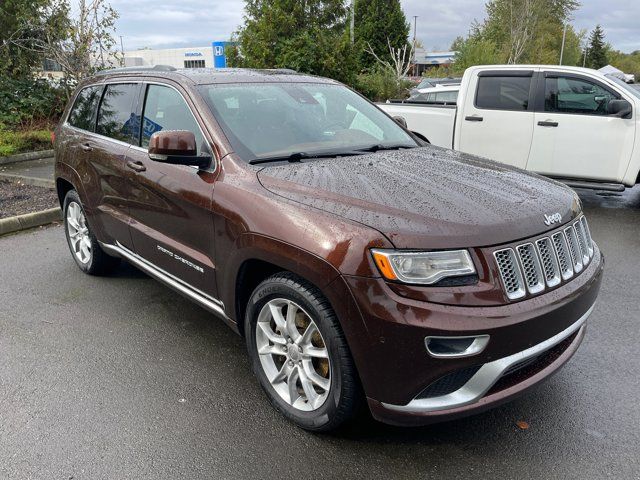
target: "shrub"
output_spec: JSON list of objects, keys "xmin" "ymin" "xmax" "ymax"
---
[
  {"xmin": 0, "ymin": 127, "xmax": 52, "ymax": 157},
  {"xmin": 0, "ymin": 76, "xmax": 66, "ymax": 130},
  {"xmin": 354, "ymin": 66, "xmax": 413, "ymax": 102}
]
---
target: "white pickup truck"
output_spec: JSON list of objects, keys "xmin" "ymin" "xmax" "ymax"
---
[{"xmin": 380, "ymin": 65, "xmax": 640, "ymax": 190}]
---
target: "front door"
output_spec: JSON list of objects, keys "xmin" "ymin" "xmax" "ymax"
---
[
  {"xmin": 527, "ymin": 72, "xmax": 635, "ymax": 182},
  {"xmin": 124, "ymin": 82, "xmax": 218, "ymax": 296},
  {"xmin": 457, "ymin": 70, "xmax": 537, "ymax": 169}
]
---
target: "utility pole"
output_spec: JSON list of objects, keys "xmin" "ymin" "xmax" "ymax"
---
[
  {"xmin": 583, "ymin": 47, "xmax": 588, "ymax": 67},
  {"xmin": 412, "ymin": 15, "xmax": 418, "ymax": 76},
  {"xmin": 350, "ymin": 0, "xmax": 355, "ymax": 45},
  {"xmin": 559, "ymin": 23, "xmax": 567, "ymax": 65},
  {"xmin": 119, "ymin": 35, "xmax": 125, "ymax": 66}
]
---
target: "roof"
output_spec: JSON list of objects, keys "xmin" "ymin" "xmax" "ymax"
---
[{"xmin": 90, "ymin": 66, "xmax": 338, "ymax": 86}]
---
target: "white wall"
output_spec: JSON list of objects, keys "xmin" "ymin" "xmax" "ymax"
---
[{"xmin": 124, "ymin": 46, "xmax": 214, "ymax": 69}]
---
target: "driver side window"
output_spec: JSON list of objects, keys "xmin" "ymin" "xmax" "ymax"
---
[
  {"xmin": 545, "ymin": 76, "xmax": 616, "ymax": 115},
  {"xmin": 141, "ymin": 84, "xmax": 205, "ymax": 153}
]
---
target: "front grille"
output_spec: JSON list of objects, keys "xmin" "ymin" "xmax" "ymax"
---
[
  {"xmin": 415, "ymin": 365, "xmax": 482, "ymax": 399},
  {"xmin": 494, "ymin": 215, "xmax": 594, "ymax": 301}
]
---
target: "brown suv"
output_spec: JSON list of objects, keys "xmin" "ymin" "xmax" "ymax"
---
[{"xmin": 54, "ymin": 66, "xmax": 604, "ymax": 431}]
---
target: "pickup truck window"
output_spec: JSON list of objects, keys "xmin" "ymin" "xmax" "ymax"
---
[
  {"xmin": 476, "ymin": 76, "xmax": 531, "ymax": 111},
  {"xmin": 545, "ymin": 77, "xmax": 615, "ymax": 115},
  {"xmin": 141, "ymin": 84, "xmax": 205, "ymax": 153},
  {"xmin": 200, "ymin": 83, "xmax": 416, "ymax": 162},
  {"xmin": 96, "ymin": 84, "xmax": 139, "ymax": 143},
  {"xmin": 68, "ymin": 85, "xmax": 102, "ymax": 131}
]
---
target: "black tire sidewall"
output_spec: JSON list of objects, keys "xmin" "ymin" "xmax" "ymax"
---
[{"xmin": 245, "ymin": 275, "xmax": 350, "ymax": 431}]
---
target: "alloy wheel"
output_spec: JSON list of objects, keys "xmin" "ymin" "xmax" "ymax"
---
[
  {"xmin": 255, "ymin": 298, "xmax": 331, "ymax": 411},
  {"xmin": 66, "ymin": 201, "xmax": 92, "ymax": 264}
]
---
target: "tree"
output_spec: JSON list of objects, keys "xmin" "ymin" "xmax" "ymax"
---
[
  {"xmin": 586, "ymin": 25, "xmax": 608, "ymax": 69},
  {"xmin": 354, "ymin": 0, "xmax": 409, "ymax": 69},
  {"xmin": 0, "ymin": 0, "xmax": 67, "ymax": 77},
  {"xmin": 9, "ymin": 0, "xmax": 119, "ymax": 90},
  {"xmin": 365, "ymin": 38, "xmax": 413, "ymax": 81},
  {"xmin": 232, "ymin": 0, "xmax": 356, "ymax": 83}
]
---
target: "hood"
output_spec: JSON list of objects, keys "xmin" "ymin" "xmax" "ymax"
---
[{"xmin": 257, "ymin": 146, "xmax": 582, "ymax": 248}]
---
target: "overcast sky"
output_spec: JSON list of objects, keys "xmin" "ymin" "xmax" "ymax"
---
[{"xmin": 111, "ymin": 0, "xmax": 639, "ymax": 54}]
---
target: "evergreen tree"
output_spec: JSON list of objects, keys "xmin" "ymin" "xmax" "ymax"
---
[
  {"xmin": 586, "ymin": 25, "xmax": 608, "ymax": 69},
  {"xmin": 232, "ymin": 0, "xmax": 357, "ymax": 83},
  {"xmin": 354, "ymin": 0, "xmax": 409, "ymax": 70}
]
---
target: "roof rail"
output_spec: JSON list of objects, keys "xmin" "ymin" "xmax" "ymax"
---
[
  {"xmin": 94, "ymin": 65, "xmax": 177, "ymax": 75},
  {"xmin": 266, "ymin": 68, "xmax": 299, "ymax": 74}
]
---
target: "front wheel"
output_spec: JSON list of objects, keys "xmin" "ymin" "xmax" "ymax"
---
[{"xmin": 245, "ymin": 272, "xmax": 362, "ymax": 431}]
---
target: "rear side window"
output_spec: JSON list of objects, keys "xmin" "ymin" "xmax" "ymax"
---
[
  {"xmin": 476, "ymin": 76, "xmax": 532, "ymax": 111},
  {"xmin": 68, "ymin": 86, "xmax": 102, "ymax": 131},
  {"xmin": 96, "ymin": 84, "xmax": 139, "ymax": 143},
  {"xmin": 140, "ymin": 84, "xmax": 204, "ymax": 152},
  {"xmin": 545, "ymin": 76, "xmax": 616, "ymax": 115}
]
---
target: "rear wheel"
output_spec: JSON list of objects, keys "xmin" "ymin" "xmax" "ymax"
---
[
  {"xmin": 63, "ymin": 190, "xmax": 119, "ymax": 275},
  {"xmin": 245, "ymin": 272, "xmax": 361, "ymax": 431}
]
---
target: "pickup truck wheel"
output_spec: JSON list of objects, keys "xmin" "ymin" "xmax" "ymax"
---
[
  {"xmin": 245, "ymin": 272, "xmax": 361, "ymax": 432},
  {"xmin": 63, "ymin": 190, "xmax": 119, "ymax": 275}
]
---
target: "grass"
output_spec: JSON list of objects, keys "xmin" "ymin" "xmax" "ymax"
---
[{"xmin": 0, "ymin": 128, "xmax": 53, "ymax": 157}]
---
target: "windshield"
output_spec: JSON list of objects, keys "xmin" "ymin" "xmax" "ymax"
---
[
  {"xmin": 199, "ymin": 82, "xmax": 417, "ymax": 162},
  {"xmin": 606, "ymin": 75, "xmax": 640, "ymax": 100}
]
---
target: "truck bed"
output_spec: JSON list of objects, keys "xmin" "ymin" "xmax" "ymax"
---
[{"xmin": 377, "ymin": 103, "xmax": 456, "ymax": 149}]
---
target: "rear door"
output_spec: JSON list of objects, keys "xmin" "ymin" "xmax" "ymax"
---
[
  {"xmin": 457, "ymin": 70, "xmax": 537, "ymax": 169},
  {"xmin": 526, "ymin": 71, "xmax": 635, "ymax": 182},
  {"xmin": 123, "ymin": 82, "xmax": 218, "ymax": 296},
  {"xmin": 82, "ymin": 82, "xmax": 141, "ymax": 248}
]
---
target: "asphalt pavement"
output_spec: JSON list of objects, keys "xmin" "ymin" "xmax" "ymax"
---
[{"xmin": 1, "ymin": 186, "xmax": 639, "ymax": 479}]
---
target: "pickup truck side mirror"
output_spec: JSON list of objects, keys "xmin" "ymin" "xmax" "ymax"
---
[
  {"xmin": 393, "ymin": 116, "xmax": 408, "ymax": 128},
  {"xmin": 148, "ymin": 130, "xmax": 211, "ymax": 169},
  {"xmin": 607, "ymin": 99, "xmax": 633, "ymax": 119}
]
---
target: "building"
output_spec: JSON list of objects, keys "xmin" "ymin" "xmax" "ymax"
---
[
  {"xmin": 124, "ymin": 42, "xmax": 230, "ymax": 70},
  {"xmin": 413, "ymin": 49, "xmax": 456, "ymax": 76}
]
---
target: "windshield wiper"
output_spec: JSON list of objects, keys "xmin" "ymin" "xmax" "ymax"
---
[
  {"xmin": 249, "ymin": 150, "xmax": 365, "ymax": 165},
  {"xmin": 354, "ymin": 144, "xmax": 416, "ymax": 153}
]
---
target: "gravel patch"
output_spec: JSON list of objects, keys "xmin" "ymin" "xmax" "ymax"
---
[{"xmin": 0, "ymin": 179, "xmax": 58, "ymax": 219}]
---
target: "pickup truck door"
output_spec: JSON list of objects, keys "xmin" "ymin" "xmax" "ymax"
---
[
  {"xmin": 527, "ymin": 71, "xmax": 635, "ymax": 182},
  {"xmin": 123, "ymin": 82, "xmax": 219, "ymax": 297},
  {"xmin": 457, "ymin": 70, "xmax": 537, "ymax": 169}
]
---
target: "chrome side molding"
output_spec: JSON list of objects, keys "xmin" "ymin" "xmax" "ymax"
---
[{"xmin": 100, "ymin": 241, "xmax": 229, "ymax": 321}]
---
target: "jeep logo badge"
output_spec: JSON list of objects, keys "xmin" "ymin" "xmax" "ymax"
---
[{"xmin": 544, "ymin": 212, "xmax": 562, "ymax": 226}]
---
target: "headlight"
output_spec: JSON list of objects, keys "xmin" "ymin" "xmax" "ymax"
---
[{"xmin": 371, "ymin": 249, "xmax": 476, "ymax": 285}]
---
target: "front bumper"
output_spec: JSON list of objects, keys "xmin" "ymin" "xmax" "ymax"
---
[{"xmin": 340, "ymin": 245, "xmax": 604, "ymax": 426}]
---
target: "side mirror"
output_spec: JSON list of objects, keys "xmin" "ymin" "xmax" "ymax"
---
[
  {"xmin": 393, "ymin": 116, "xmax": 408, "ymax": 128},
  {"xmin": 607, "ymin": 99, "xmax": 632, "ymax": 119},
  {"xmin": 148, "ymin": 130, "xmax": 210, "ymax": 169}
]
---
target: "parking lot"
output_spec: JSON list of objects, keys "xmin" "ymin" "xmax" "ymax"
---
[{"xmin": 1, "ymin": 186, "xmax": 639, "ymax": 480}]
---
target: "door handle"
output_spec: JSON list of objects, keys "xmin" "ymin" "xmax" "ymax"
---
[
  {"xmin": 465, "ymin": 115, "xmax": 483, "ymax": 122},
  {"xmin": 126, "ymin": 160, "xmax": 146, "ymax": 172},
  {"xmin": 538, "ymin": 121, "xmax": 559, "ymax": 127},
  {"xmin": 80, "ymin": 142, "xmax": 93, "ymax": 152}
]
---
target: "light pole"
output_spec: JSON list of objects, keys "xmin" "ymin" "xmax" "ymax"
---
[
  {"xmin": 350, "ymin": 0, "xmax": 355, "ymax": 45},
  {"xmin": 412, "ymin": 15, "xmax": 418, "ymax": 76},
  {"xmin": 119, "ymin": 35, "xmax": 125, "ymax": 66},
  {"xmin": 559, "ymin": 23, "xmax": 567, "ymax": 65}
]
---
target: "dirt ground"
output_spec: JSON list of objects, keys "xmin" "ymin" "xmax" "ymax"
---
[{"xmin": 0, "ymin": 179, "xmax": 58, "ymax": 219}]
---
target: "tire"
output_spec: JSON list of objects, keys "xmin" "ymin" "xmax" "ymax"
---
[
  {"xmin": 245, "ymin": 272, "xmax": 362, "ymax": 432},
  {"xmin": 63, "ymin": 190, "xmax": 119, "ymax": 275}
]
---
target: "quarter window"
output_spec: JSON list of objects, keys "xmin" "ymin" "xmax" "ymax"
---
[
  {"xmin": 545, "ymin": 76, "xmax": 616, "ymax": 115},
  {"xmin": 141, "ymin": 84, "xmax": 205, "ymax": 153},
  {"xmin": 96, "ymin": 84, "xmax": 139, "ymax": 143},
  {"xmin": 68, "ymin": 86, "xmax": 102, "ymax": 131},
  {"xmin": 476, "ymin": 76, "xmax": 532, "ymax": 111}
]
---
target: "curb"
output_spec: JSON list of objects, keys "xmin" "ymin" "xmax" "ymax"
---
[
  {"xmin": 0, "ymin": 150, "xmax": 54, "ymax": 166},
  {"xmin": 0, "ymin": 207, "xmax": 62, "ymax": 236},
  {"xmin": 0, "ymin": 173, "xmax": 54, "ymax": 188}
]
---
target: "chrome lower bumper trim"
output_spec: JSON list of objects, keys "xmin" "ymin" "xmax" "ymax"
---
[
  {"xmin": 381, "ymin": 303, "xmax": 595, "ymax": 413},
  {"xmin": 100, "ymin": 241, "xmax": 229, "ymax": 321}
]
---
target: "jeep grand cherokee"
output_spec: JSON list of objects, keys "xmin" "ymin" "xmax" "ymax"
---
[{"xmin": 54, "ymin": 66, "xmax": 604, "ymax": 431}]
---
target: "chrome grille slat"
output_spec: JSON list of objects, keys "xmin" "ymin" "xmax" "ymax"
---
[
  {"xmin": 516, "ymin": 243, "xmax": 545, "ymax": 294},
  {"xmin": 551, "ymin": 231, "xmax": 574, "ymax": 281},
  {"xmin": 494, "ymin": 215, "xmax": 593, "ymax": 301},
  {"xmin": 494, "ymin": 248, "xmax": 525, "ymax": 300},
  {"xmin": 535, "ymin": 237, "xmax": 561, "ymax": 288}
]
